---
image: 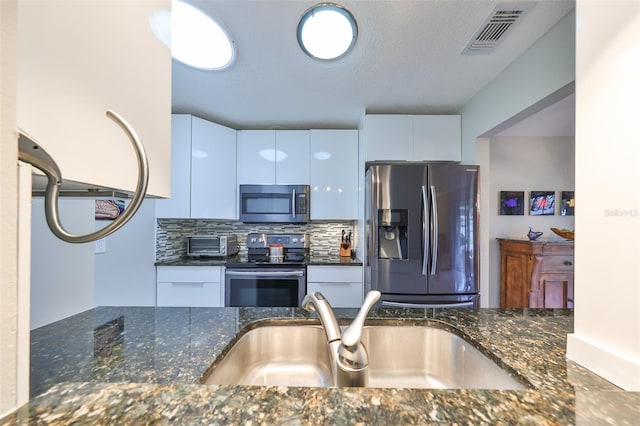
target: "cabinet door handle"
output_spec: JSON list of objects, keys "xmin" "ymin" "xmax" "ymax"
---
[{"xmin": 563, "ymin": 260, "xmax": 573, "ymax": 266}]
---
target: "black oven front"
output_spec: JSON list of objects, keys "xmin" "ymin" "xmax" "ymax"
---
[{"xmin": 224, "ymin": 267, "xmax": 306, "ymax": 307}]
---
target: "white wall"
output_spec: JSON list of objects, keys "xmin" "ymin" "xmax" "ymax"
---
[
  {"xmin": 460, "ymin": 10, "xmax": 576, "ymax": 165},
  {"xmin": 30, "ymin": 199, "xmax": 95, "ymax": 329},
  {"xmin": 462, "ymin": 10, "xmax": 576, "ymax": 307},
  {"xmin": 0, "ymin": 0, "xmax": 21, "ymax": 416},
  {"xmin": 567, "ymin": 0, "xmax": 640, "ymax": 391},
  {"xmin": 482, "ymin": 136, "xmax": 575, "ymax": 307},
  {"xmin": 94, "ymin": 199, "xmax": 157, "ymax": 306}
]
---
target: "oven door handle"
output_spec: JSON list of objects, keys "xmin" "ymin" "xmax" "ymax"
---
[{"xmin": 225, "ymin": 270, "xmax": 305, "ymax": 278}]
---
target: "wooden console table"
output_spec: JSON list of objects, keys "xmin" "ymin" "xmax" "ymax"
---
[{"xmin": 497, "ymin": 238, "xmax": 574, "ymax": 308}]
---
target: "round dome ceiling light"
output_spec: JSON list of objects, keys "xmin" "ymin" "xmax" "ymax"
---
[
  {"xmin": 297, "ymin": 3, "xmax": 358, "ymax": 61},
  {"xmin": 151, "ymin": 0, "xmax": 235, "ymax": 70}
]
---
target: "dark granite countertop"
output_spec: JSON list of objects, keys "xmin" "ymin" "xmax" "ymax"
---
[
  {"xmin": 155, "ymin": 254, "xmax": 363, "ymax": 267},
  {"xmin": 155, "ymin": 256, "xmax": 231, "ymax": 266},
  {"xmin": 306, "ymin": 254, "xmax": 362, "ymax": 265},
  {"xmin": 2, "ymin": 307, "xmax": 638, "ymax": 424}
]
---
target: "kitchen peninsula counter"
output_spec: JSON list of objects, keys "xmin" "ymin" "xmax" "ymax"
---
[{"xmin": 2, "ymin": 307, "xmax": 638, "ymax": 424}]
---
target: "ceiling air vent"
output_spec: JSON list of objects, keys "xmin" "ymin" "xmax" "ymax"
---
[{"xmin": 462, "ymin": 2, "xmax": 536, "ymax": 54}]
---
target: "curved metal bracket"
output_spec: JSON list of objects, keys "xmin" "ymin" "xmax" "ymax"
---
[{"xmin": 18, "ymin": 110, "xmax": 149, "ymax": 243}]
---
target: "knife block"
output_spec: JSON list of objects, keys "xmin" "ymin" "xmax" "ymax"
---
[{"xmin": 340, "ymin": 243, "xmax": 351, "ymax": 257}]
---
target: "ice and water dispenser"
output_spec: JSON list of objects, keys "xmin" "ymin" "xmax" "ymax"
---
[{"xmin": 377, "ymin": 209, "xmax": 408, "ymax": 260}]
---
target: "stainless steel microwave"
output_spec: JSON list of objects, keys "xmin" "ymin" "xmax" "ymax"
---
[
  {"xmin": 186, "ymin": 235, "xmax": 238, "ymax": 257},
  {"xmin": 239, "ymin": 185, "xmax": 310, "ymax": 223}
]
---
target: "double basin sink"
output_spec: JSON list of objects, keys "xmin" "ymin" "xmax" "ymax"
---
[{"xmin": 201, "ymin": 321, "xmax": 527, "ymax": 390}]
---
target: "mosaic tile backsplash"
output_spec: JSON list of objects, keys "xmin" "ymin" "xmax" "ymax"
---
[{"xmin": 156, "ymin": 219, "xmax": 357, "ymax": 262}]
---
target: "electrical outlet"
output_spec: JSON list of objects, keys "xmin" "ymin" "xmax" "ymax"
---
[{"xmin": 95, "ymin": 238, "xmax": 107, "ymax": 254}]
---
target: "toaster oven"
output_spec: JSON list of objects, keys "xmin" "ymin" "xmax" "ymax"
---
[{"xmin": 186, "ymin": 235, "xmax": 238, "ymax": 257}]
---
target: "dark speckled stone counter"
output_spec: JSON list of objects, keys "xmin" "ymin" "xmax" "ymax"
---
[
  {"xmin": 155, "ymin": 257, "xmax": 233, "ymax": 266},
  {"xmin": 2, "ymin": 307, "xmax": 638, "ymax": 425},
  {"xmin": 155, "ymin": 254, "xmax": 362, "ymax": 266},
  {"xmin": 306, "ymin": 254, "xmax": 362, "ymax": 265}
]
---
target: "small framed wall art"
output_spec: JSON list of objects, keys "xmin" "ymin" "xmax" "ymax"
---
[
  {"xmin": 560, "ymin": 191, "xmax": 575, "ymax": 216},
  {"xmin": 499, "ymin": 191, "xmax": 525, "ymax": 215},
  {"xmin": 530, "ymin": 191, "xmax": 555, "ymax": 216}
]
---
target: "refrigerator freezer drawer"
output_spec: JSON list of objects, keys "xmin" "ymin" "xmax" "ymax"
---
[
  {"xmin": 381, "ymin": 300, "xmax": 475, "ymax": 309},
  {"xmin": 377, "ymin": 293, "xmax": 479, "ymax": 308}
]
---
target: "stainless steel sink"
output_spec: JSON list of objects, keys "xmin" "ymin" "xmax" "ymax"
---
[{"xmin": 202, "ymin": 324, "xmax": 527, "ymax": 389}]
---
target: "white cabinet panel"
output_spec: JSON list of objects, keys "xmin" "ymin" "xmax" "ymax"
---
[
  {"xmin": 413, "ymin": 115, "xmax": 461, "ymax": 161},
  {"xmin": 307, "ymin": 266, "xmax": 363, "ymax": 308},
  {"xmin": 307, "ymin": 282, "xmax": 363, "ymax": 308},
  {"xmin": 156, "ymin": 266, "xmax": 223, "ymax": 307},
  {"xmin": 276, "ymin": 130, "xmax": 310, "ymax": 184},
  {"xmin": 18, "ymin": 1, "xmax": 171, "ymax": 197},
  {"xmin": 363, "ymin": 115, "xmax": 413, "ymax": 161},
  {"xmin": 157, "ymin": 265, "xmax": 223, "ymax": 283},
  {"xmin": 156, "ymin": 115, "xmax": 191, "ymax": 218},
  {"xmin": 156, "ymin": 282, "xmax": 222, "ymax": 307},
  {"xmin": 191, "ymin": 117, "xmax": 237, "ymax": 219},
  {"xmin": 310, "ymin": 130, "xmax": 358, "ymax": 220},
  {"xmin": 237, "ymin": 130, "xmax": 310, "ymax": 185},
  {"xmin": 157, "ymin": 115, "xmax": 237, "ymax": 219},
  {"xmin": 307, "ymin": 265, "xmax": 362, "ymax": 282},
  {"xmin": 237, "ymin": 130, "xmax": 277, "ymax": 184},
  {"xmin": 363, "ymin": 115, "xmax": 461, "ymax": 162}
]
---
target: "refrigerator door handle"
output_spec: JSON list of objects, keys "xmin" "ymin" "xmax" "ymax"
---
[
  {"xmin": 421, "ymin": 185, "xmax": 429, "ymax": 276},
  {"xmin": 430, "ymin": 185, "xmax": 438, "ymax": 275},
  {"xmin": 381, "ymin": 301, "xmax": 475, "ymax": 309}
]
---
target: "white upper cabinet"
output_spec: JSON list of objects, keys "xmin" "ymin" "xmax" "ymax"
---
[
  {"xmin": 237, "ymin": 131, "xmax": 277, "ymax": 184},
  {"xmin": 237, "ymin": 130, "xmax": 310, "ymax": 185},
  {"xmin": 413, "ymin": 115, "xmax": 461, "ymax": 161},
  {"xmin": 363, "ymin": 115, "xmax": 413, "ymax": 161},
  {"xmin": 310, "ymin": 130, "xmax": 359, "ymax": 220},
  {"xmin": 156, "ymin": 115, "xmax": 237, "ymax": 219},
  {"xmin": 363, "ymin": 115, "xmax": 461, "ymax": 162},
  {"xmin": 156, "ymin": 115, "xmax": 192, "ymax": 218},
  {"xmin": 275, "ymin": 130, "xmax": 310, "ymax": 184},
  {"xmin": 17, "ymin": 1, "xmax": 171, "ymax": 197},
  {"xmin": 191, "ymin": 117, "xmax": 237, "ymax": 219}
]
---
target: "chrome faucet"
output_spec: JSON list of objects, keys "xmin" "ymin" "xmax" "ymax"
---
[{"xmin": 302, "ymin": 290, "xmax": 381, "ymax": 387}]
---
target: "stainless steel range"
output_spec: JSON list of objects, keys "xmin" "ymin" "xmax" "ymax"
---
[{"xmin": 224, "ymin": 233, "xmax": 309, "ymax": 307}]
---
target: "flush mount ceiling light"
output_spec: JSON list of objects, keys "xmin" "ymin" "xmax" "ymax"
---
[
  {"xmin": 297, "ymin": 3, "xmax": 358, "ymax": 61},
  {"xmin": 150, "ymin": 0, "xmax": 235, "ymax": 70}
]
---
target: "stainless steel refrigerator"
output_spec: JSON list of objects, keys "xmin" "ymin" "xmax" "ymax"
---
[{"xmin": 365, "ymin": 163, "xmax": 479, "ymax": 308}]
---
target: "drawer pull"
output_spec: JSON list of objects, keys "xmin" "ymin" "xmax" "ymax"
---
[{"xmin": 563, "ymin": 260, "xmax": 573, "ymax": 266}]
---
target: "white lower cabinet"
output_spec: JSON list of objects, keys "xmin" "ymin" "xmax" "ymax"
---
[
  {"xmin": 307, "ymin": 265, "xmax": 363, "ymax": 308},
  {"xmin": 156, "ymin": 266, "xmax": 224, "ymax": 307}
]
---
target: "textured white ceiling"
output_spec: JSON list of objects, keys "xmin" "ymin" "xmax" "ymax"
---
[{"xmin": 171, "ymin": 0, "xmax": 576, "ymax": 130}]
